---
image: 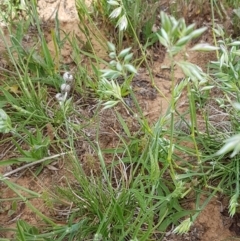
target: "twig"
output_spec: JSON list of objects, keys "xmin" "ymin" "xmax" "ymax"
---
[
  {"xmin": 3, "ymin": 152, "xmax": 70, "ymax": 178},
  {"xmin": 0, "ymin": 66, "xmax": 18, "ymax": 76}
]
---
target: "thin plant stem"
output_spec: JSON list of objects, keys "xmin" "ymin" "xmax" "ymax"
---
[
  {"xmin": 210, "ymin": 0, "xmax": 219, "ymax": 59},
  {"xmin": 3, "ymin": 152, "xmax": 69, "ymax": 177},
  {"xmin": 167, "ymin": 52, "xmax": 177, "ymax": 181},
  {"xmin": 187, "ymin": 83, "xmax": 206, "ymax": 185},
  {"xmin": 123, "ymin": 7, "xmax": 169, "ymax": 104}
]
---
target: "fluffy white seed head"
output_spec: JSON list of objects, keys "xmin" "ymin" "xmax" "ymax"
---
[
  {"xmin": 55, "ymin": 93, "xmax": 63, "ymax": 101},
  {"xmin": 61, "ymin": 83, "xmax": 71, "ymax": 93},
  {"xmin": 55, "ymin": 92, "xmax": 68, "ymax": 103},
  {"xmin": 63, "ymin": 72, "xmax": 73, "ymax": 83}
]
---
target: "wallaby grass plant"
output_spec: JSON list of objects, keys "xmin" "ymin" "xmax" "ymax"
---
[
  {"xmin": 206, "ymin": 27, "xmax": 240, "ymax": 218},
  {"xmin": 1, "ymin": 0, "xmax": 240, "ymax": 240},
  {"xmin": 89, "ymin": 0, "xmax": 161, "ymax": 48},
  {"xmin": 81, "ymin": 0, "xmax": 168, "ymax": 52}
]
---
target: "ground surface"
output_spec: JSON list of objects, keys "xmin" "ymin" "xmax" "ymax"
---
[{"xmin": 0, "ymin": 0, "xmax": 240, "ymax": 240}]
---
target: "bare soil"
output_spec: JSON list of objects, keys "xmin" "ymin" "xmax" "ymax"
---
[{"xmin": 1, "ymin": 0, "xmax": 240, "ymax": 240}]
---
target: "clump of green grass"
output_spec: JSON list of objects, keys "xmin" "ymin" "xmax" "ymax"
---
[{"xmin": 76, "ymin": 0, "xmax": 162, "ymax": 49}]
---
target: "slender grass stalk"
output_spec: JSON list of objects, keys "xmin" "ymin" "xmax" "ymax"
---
[
  {"xmin": 167, "ymin": 52, "xmax": 177, "ymax": 181},
  {"xmin": 187, "ymin": 83, "xmax": 206, "ymax": 185},
  {"xmin": 210, "ymin": 0, "xmax": 219, "ymax": 59},
  {"xmin": 3, "ymin": 153, "xmax": 69, "ymax": 177},
  {"xmin": 125, "ymin": 12, "xmax": 169, "ymax": 103}
]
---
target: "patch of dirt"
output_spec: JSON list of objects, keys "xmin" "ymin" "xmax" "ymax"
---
[
  {"xmin": 163, "ymin": 199, "xmax": 233, "ymax": 241},
  {"xmin": 0, "ymin": 0, "xmax": 239, "ymax": 240}
]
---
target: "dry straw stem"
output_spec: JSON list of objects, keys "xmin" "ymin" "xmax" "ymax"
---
[{"xmin": 3, "ymin": 152, "xmax": 70, "ymax": 178}]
